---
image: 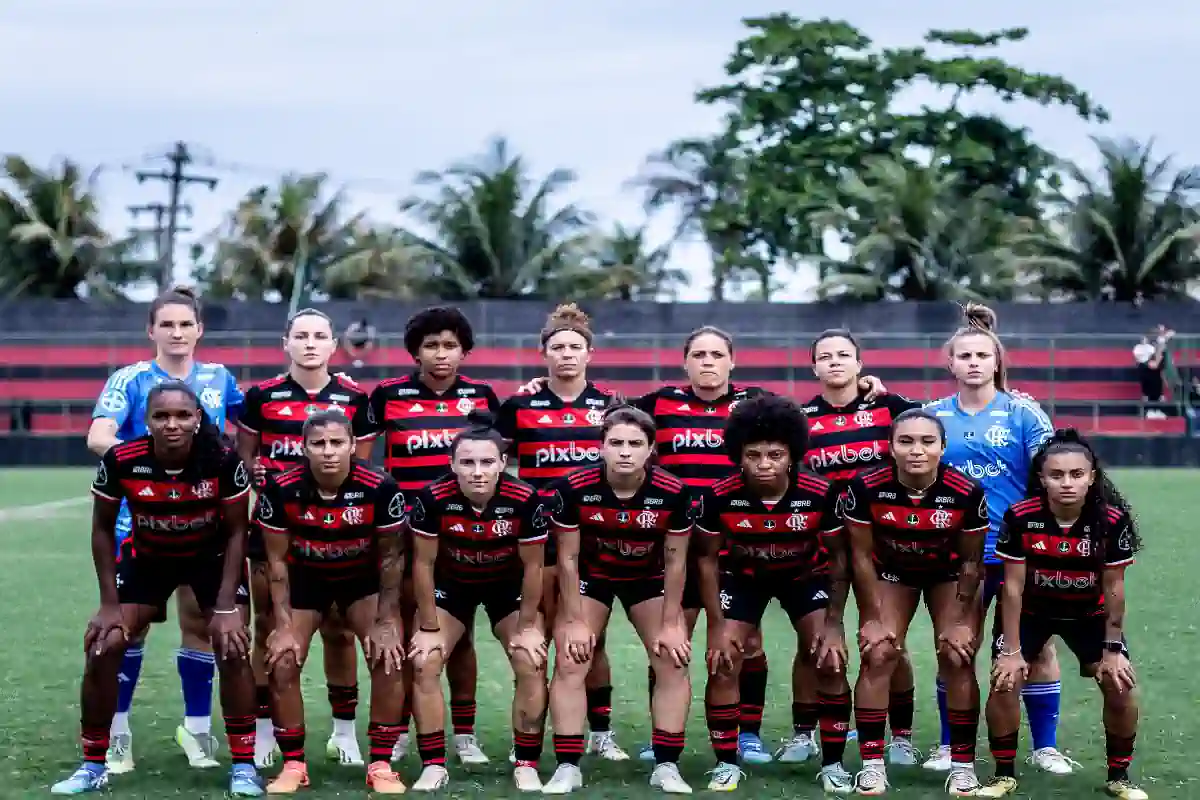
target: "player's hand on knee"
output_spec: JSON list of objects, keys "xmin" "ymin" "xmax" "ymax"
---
[
  {"xmin": 706, "ymin": 620, "xmax": 743, "ymax": 676},
  {"xmin": 84, "ymin": 604, "xmax": 128, "ymax": 657},
  {"xmin": 210, "ymin": 610, "xmax": 250, "ymax": 661},
  {"xmin": 563, "ymin": 620, "xmax": 595, "ymax": 665},
  {"xmin": 508, "ymin": 625, "xmax": 549, "ymax": 669},
  {"xmin": 812, "ymin": 621, "xmax": 848, "ymax": 674},
  {"xmin": 653, "ymin": 618, "xmax": 692, "ymax": 669},
  {"xmin": 1095, "ymin": 651, "xmax": 1136, "ymax": 692},
  {"xmin": 937, "ymin": 622, "xmax": 977, "ymax": 667},
  {"xmin": 365, "ymin": 617, "xmax": 405, "ymax": 675},
  {"xmin": 265, "ymin": 626, "xmax": 303, "ymax": 671},
  {"xmin": 857, "ymin": 619, "xmax": 896, "ymax": 659},
  {"xmin": 407, "ymin": 629, "xmax": 445, "ymax": 666},
  {"xmin": 990, "ymin": 653, "xmax": 1028, "ymax": 693}
]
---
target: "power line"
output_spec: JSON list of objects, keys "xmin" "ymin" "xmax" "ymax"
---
[{"xmin": 135, "ymin": 142, "xmax": 217, "ymax": 289}]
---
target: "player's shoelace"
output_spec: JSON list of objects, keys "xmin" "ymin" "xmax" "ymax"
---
[
  {"xmin": 885, "ymin": 738, "xmax": 919, "ymax": 764},
  {"xmin": 945, "ymin": 768, "xmax": 982, "ymax": 795},
  {"xmin": 705, "ymin": 763, "xmax": 744, "ymax": 789},
  {"xmin": 854, "ymin": 765, "xmax": 889, "ymax": 793}
]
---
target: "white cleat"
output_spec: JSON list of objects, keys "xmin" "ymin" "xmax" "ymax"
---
[
  {"xmin": 922, "ymin": 744, "xmax": 952, "ymax": 772},
  {"xmin": 706, "ymin": 762, "xmax": 744, "ymax": 792},
  {"xmin": 509, "ymin": 746, "xmax": 517, "ymax": 764},
  {"xmin": 454, "ymin": 733, "xmax": 490, "ymax": 764},
  {"xmin": 775, "ymin": 731, "xmax": 820, "ymax": 763},
  {"xmin": 945, "ymin": 766, "xmax": 982, "ymax": 796},
  {"xmin": 818, "ymin": 763, "xmax": 855, "ymax": 795},
  {"xmin": 412, "ymin": 764, "xmax": 451, "ymax": 791},
  {"xmin": 542, "ymin": 763, "xmax": 583, "ymax": 794},
  {"xmin": 175, "ymin": 726, "xmax": 220, "ymax": 768},
  {"xmin": 586, "ymin": 731, "xmax": 629, "ymax": 762},
  {"xmin": 105, "ymin": 734, "xmax": 135, "ymax": 774},
  {"xmin": 854, "ymin": 762, "xmax": 889, "ymax": 796},
  {"xmin": 326, "ymin": 732, "xmax": 365, "ymax": 766},
  {"xmin": 884, "ymin": 737, "xmax": 920, "ymax": 767},
  {"xmin": 392, "ymin": 732, "xmax": 410, "ymax": 762},
  {"xmin": 650, "ymin": 762, "xmax": 693, "ymax": 794},
  {"xmin": 514, "ymin": 764, "xmax": 543, "ymax": 792},
  {"xmin": 253, "ymin": 720, "xmax": 278, "ymax": 769},
  {"xmin": 1028, "ymin": 747, "xmax": 1079, "ymax": 775}
]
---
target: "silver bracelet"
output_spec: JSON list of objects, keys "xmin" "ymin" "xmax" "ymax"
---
[
  {"xmin": 212, "ymin": 608, "xmax": 240, "ymax": 615},
  {"xmin": 999, "ymin": 647, "xmax": 1021, "ymax": 657}
]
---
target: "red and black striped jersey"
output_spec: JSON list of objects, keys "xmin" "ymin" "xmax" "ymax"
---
[
  {"xmin": 364, "ymin": 373, "xmax": 500, "ymax": 490},
  {"xmin": 695, "ymin": 470, "xmax": 841, "ymax": 578},
  {"xmin": 800, "ymin": 393, "xmax": 921, "ymax": 482},
  {"xmin": 255, "ymin": 460, "xmax": 407, "ymax": 581},
  {"xmin": 549, "ymin": 465, "xmax": 692, "ymax": 581},
  {"xmin": 238, "ymin": 373, "xmax": 373, "ymax": 475},
  {"xmin": 92, "ymin": 436, "xmax": 250, "ymax": 558},
  {"xmin": 634, "ymin": 385, "xmax": 770, "ymax": 487},
  {"xmin": 409, "ymin": 473, "xmax": 545, "ymax": 584},
  {"xmin": 495, "ymin": 381, "xmax": 618, "ymax": 489},
  {"xmin": 843, "ymin": 463, "xmax": 988, "ymax": 576},
  {"xmin": 995, "ymin": 497, "xmax": 1134, "ymax": 619}
]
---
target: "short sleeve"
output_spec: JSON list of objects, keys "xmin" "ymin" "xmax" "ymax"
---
[
  {"xmin": 1105, "ymin": 511, "xmax": 1136, "ymax": 567},
  {"xmin": 963, "ymin": 486, "xmax": 989, "ymax": 534},
  {"xmin": 519, "ymin": 492, "xmax": 549, "ymax": 544},
  {"xmin": 223, "ymin": 370, "xmax": 245, "ymax": 425},
  {"xmin": 221, "ymin": 450, "xmax": 252, "ymax": 502},
  {"xmin": 350, "ymin": 393, "xmax": 377, "ymax": 440},
  {"xmin": 375, "ymin": 477, "xmax": 408, "ymax": 532},
  {"xmin": 91, "ymin": 448, "xmax": 123, "ymax": 503},
  {"xmin": 693, "ymin": 486, "xmax": 720, "ymax": 536},
  {"xmin": 841, "ymin": 478, "xmax": 870, "ymax": 525},
  {"xmin": 666, "ymin": 486, "xmax": 693, "ymax": 535},
  {"xmin": 993, "ymin": 510, "xmax": 1024, "ymax": 562},
  {"xmin": 1016, "ymin": 398, "xmax": 1054, "ymax": 459},
  {"xmin": 494, "ymin": 397, "xmax": 518, "ymax": 440},
  {"xmin": 363, "ymin": 385, "xmax": 386, "ymax": 438},
  {"xmin": 548, "ymin": 480, "xmax": 577, "ymax": 528},
  {"xmin": 885, "ymin": 393, "xmax": 923, "ymax": 415},
  {"xmin": 237, "ymin": 386, "xmax": 264, "ymax": 434},
  {"xmin": 92, "ymin": 367, "xmax": 138, "ymax": 426},
  {"xmin": 818, "ymin": 483, "xmax": 843, "ymax": 535},
  {"xmin": 408, "ymin": 488, "xmax": 439, "ymax": 538},
  {"xmin": 483, "ymin": 384, "xmax": 502, "ymax": 415},
  {"xmin": 632, "ymin": 391, "xmax": 658, "ymax": 415},
  {"xmin": 255, "ymin": 478, "xmax": 285, "ymax": 532}
]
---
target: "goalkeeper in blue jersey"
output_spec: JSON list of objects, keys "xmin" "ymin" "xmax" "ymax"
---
[
  {"xmin": 85, "ymin": 287, "xmax": 246, "ymax": 775},
  {"xmin": 921, "ymin": 304, "xmax": 1075, "ymax": 777}
]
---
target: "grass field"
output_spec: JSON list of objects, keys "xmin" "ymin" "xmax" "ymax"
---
[{"xmin": 1, "ymin": 469, "xmax": 1196, "ymax": 800}]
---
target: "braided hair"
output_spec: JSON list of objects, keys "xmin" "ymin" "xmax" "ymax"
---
[
  {"xmin": 144, "ymin": 380, "xmax": 229, "ymax": 472},
  {"xmin": 1026, "ymin": 428, "xmax": 1141, "ymax": 559}
]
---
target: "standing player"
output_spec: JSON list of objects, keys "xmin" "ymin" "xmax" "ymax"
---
[
  {"xmin": 361, "ymin": 306, "xmax": 500, "ymax": 765},
  {"xmin": 921, "ymin": 304, "xmax": 1069, "ymax": 775},
  {"xmin": 544, "ymin": 406, "xmax": 694, "ymax": 795},
  {"xmin": 496, "ymin": 304, "xmax": 628, "ymax": 762},
  {"xmin": 256, "ymin": 410, "xmax": 409, "ymax": 794},
  {"xmin": 86, "ymin": 287, "xmax": 246, "ymax": 773},
  {"xmin": 405, "ymin": 417, "xmax": 549, "ymax": 792},
  {"xmin": 978, "ymin": 430, "xmax": 1147, "ymax": 800},
  {"xmin": 53, "ymin": 381, "xmax": 261, "ymax": 796},
  {"xmin": 789, "ymin": 330, "xmax": 923, "ymax": 767},
  {"xmin": 843, "ymin": 409, "xmax": 989, "ymax": 796},
  {"xmin": 236, "ymin": 309, "xmax": 375, "ymax": 767},
  {"xmin": 697, "ymin": 395, "xmax": 854, "ymax": 793}
]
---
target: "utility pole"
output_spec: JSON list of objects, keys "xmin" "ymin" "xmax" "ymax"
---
[
  {"xmin": 136, "ymin": 142, "xmax": 217, "ymax": 289},
  {"xmin": 128, "ymin": 202, "xmax": 191, "ymax": 266}
]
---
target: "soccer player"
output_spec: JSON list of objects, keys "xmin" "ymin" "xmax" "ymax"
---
[
  {"xmin": 255, "ymin": 410, "xmax": 408, "ymax": 794},
  {"xmin": 697, "ymin": 395, "xmax": 853, "ymax": 793},
  {"xmin": 362, "ymin": 306, "xmax": 500, "ymax": 764},
  {"xmin": 792, "ymin": 330, "xmax": 924, "ymax": 767},
  {"xmin": 236, "ymin": 308, "xmax": 375, "ymax": 767},
  {"xmin": 544, "ymin": 406, "xmax": 694, "ymax": 795},
  {"xmin": 405, "ymin": 416, "xmax": 549, "ymax": 792},
  {"xmin": 976, "ymin": 430, "xmax": 1146, "ymax": 799},
  {"xmin": 922, "ymin": 304, "xmax": 1069, "ymax": 775},
  {"xmin": 53, "ymin": 381, "xmax": 261, "ymax": 796},
  {"xmin": 86, "ymin": 286, "xmax": 246, "ymax": 773},
  {"xmin": 496, "ymin": 304, "xmax": 628, "ymax": 762},
  {"xmin": 843, "ymin": 409, "xmax": 989, "ymax": 796}
]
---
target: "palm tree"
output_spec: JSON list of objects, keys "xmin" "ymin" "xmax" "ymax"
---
[
  {"xmin": 810, "ymin": 156, "xmax": 1023, "ymax": 301},
  {"xmin": 0, "ymin": 156, "xmax": 145, "ymax": 298},
  {"xmin": 397, "ymin": 136, "xmax": 594, "ymax": 299},
  {"xmin": 566, "ymin": 223, "xmax": 687, "ymax": 301},
  {"xmin": 323, "ymin": 225, "xmax": 428, "ymax": 300},
  {"xmin": 1014, "ymin": 138, "xmax": 1200, "ymax": 301}
]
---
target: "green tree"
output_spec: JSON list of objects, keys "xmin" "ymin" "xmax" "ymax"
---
[
  {"xmin": 564, "ymin": 223, "xmax": 686, "ymax": 301},
  {"xmin": 398, "ymin": 136, "xmax": 594, "ymax": 299},
  {"xmin": 323, "ymin": 226, "xmax": 428, "ymax": 300},
  {"xmin": 1015, "ymin": 138, "xmax": 1200, "ymax": 301}
]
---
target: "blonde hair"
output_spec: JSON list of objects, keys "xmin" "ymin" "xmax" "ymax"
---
[
  {"xmin": 945, "ymin": 302, "xmax": 1007, "ymax": 390},
  {"xmin": 540, "ymin": 303, "xmax": 593, "ymax": 349}
]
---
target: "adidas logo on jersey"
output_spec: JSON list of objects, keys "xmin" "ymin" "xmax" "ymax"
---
[{"xmin": 138, "ymin": 486, "xmax": 154, "ymax": 497}]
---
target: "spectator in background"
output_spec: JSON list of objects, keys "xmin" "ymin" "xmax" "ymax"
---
[
  {"xmin": 343, "ymin": 317, "xmax": 377, "ymax": 368},
  {"xmin": 1132, "ymin": 326, "xmax": 1173, "ymax": 419}
]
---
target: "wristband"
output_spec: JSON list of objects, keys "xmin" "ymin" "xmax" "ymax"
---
[
  {"xmin": 1102, "ymin": 640, "xmax": 1125, "ymax": 654},
  {"xmin": 999, "ymin": 647, "xmax": 1021, "ymax": 657},
  {"xmin": 419, "ymin": 626, "xmax": 441, "ymax": 633},
  {"xmin": 213, "ymin": 608, "xmax": 240, "ymax": 615}
]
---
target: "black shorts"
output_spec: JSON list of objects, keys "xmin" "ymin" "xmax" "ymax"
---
[
  {"xmin": 579, "ymin": 573, "xmax": 664, "ymax": 613},
  {"xmin": 117, "ymin": 552, "xmax": 247, "ymax": 614},
  {"xmin": 289, "ymin": 569, "xmax": 378, "ymax": 615},
  {"xmin": 876, "ymin": 563, "xmax": 959, "ymax": 592},
  {"xmin": 720, "ymin": 570, "xmax": 829, "ymax": 626},
  {"xmin": 436, "ymin": 576, "xmax": 523, "ymax": 630},
  {"xmin": 992, "ymin": 613, "xmax": 1129, "ymax": 673}
]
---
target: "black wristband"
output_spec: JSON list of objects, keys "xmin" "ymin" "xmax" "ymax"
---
[{"xmin": 419, "ymin": 626, "xmax": 440, "ymax": 633}]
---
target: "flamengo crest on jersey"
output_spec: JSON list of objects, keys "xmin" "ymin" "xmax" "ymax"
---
[{"xmin": 802, "ymin": 393, "xmax": 921, "ymax": 482}]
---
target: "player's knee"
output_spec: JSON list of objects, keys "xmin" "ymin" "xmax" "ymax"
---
[
  {"xmin": 862, "ymin": 643, "xmax": 899, "ymax": 673},
  {"xmin": 271, "ymin": 654, "xmax": 302, "ymax": 690},
  {"xmin": 412, "ymin": 650, "xmax": 446, "ymax": 686},
  {"xmin": 650, "ymin": 653, "xmax": 687, "ymax": 686},
  {"xmin": 1029, "ymin": 641, "xmax": 1059, "ymax": 675},
  {"xmin": 552, "ymin": 649, "xmax": 590, "ymax": 682},
  {"xmin": 744, "ymin": 628, "xmax": 762, "ymax": 655},
  {"xmin": 509, "ymin": 648, "xmax": 542, "ymax": 682}
]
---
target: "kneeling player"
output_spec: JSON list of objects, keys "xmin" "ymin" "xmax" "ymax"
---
[
  {"xmin": 978, "ymin": 430, "xmax": 1147, "ymax": 800},
  {"xmin": 545, "ymin": 406, "xmax": 694, "ymax": 795},
  {"xmin": 257, "ymin": 411, "xmax": 408, "ymax": 794},
  {"xmin": 53, "ymin": 381, "xmax": 262, "ymax": 796},
  {"xmin": 406, "ymin": 417, "xmax": 549, "ymax": 792},
  {"xmin": 699, "ymin": 395, "xmax": 854, "ymax": 794},
  {"xmin": 844, "ymin": 409, "xmax": 988, "ymax": 796}
]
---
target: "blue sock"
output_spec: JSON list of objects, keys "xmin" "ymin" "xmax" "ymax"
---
[
  {"xmin": 936, "ymin": 678, "xmax": 950, "ymax": 747},
  {"xmin": 1022, "ymin": 681, "xmax": 1061, "ymax": 751},
  {"xmin": 176, "ymin": 648, "xmax": 216, "ymax": 720},
  {"xmin": 116, "ymin": 645, "xmax": 144, "ymax": 714}
]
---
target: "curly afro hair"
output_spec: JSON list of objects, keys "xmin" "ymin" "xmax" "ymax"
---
[
  {"xmin": 404, "ymin": 306, "xmax": 475, "ymax": 357},
  {"xmin": 723, "ymin": 394, "xmax": 809, "ymax": 466}
]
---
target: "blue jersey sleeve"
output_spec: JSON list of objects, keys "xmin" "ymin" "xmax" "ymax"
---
[
  {"xmin": 92, "ymin": 364, "xmax": 144, "ymax": 427},
  {"xmin": 223, "ymin": 369, "xmax": 245, "ymax": 425},
  {"xmin": 1015, "ymin": 397, "xmax": 1054, "ymax": 459}
]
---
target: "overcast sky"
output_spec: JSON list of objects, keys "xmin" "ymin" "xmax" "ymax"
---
[{"xmin": 1, "ymin": 0, "xmax": 1195, "ymax": 301}]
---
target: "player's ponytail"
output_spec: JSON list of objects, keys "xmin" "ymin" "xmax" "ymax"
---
[
  {"xmin": 450, "ymin": 410, "xmax": 510, "ymax": 459},
  {"xmin": 146, "ymin": 380, "xmax": 228, "ymax": 472}
]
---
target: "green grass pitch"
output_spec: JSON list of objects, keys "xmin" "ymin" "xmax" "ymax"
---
[{"xmin": 0, "ymin": 468, "xmax": 1194, "ymax": 799}]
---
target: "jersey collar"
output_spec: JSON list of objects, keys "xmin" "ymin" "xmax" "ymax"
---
[
  {"xmin": 150, "ymin": 359, "xmax": 198, "ymax": 383},
  {"xmin": 950, "ymin": 391, "xmax": 1003, "ymax": 417}
]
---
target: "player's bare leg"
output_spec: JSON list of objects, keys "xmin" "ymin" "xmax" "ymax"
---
[
  {"xmin": 249, "ymin": 563, "xmax": 279, "ymax": 767},
  {"xmin": 176, "ymin": 587, "xmax": 221, "ymax": 768},
  {"xmin": 794, "ymin": 607, "xmax": 853, "ymax": 794},
  {"xmin": 735, "ymin": 628, "xmax": 770, "ymax": 764},
  {"xmin": 641, "ymin": 606, "xmax": 702, "ymax": 762},
  {"xmin": 264, "ymin": 610, "xmax": 320, "ymax": 794},
  {"xmin": 409, "ymin": 608, "xmax": 467, "ymax": 791},
  {"xmin": 493, "ymin": 610, "xmax": 549, "ymax": 792},
  {"xmin": 393, "ymin": 577, "xmax": 416, "ymax": 762},
  {"xmin": 584, "ymin": 637, "xmax": 627, "ymax": 760},
  {"xmin": 344, "ymin": 595, "xmax": 407, "ymax": 794},
  {"xmin": 885, "ymin": 651, "xmax": 918, "ymax": 765},
  {"xmin": 777, "ymin": 657, "xmax": 821, "ymax": 764},
  {"xmin": 321, "ymin": 610, "xmax": 363, "ymax": 766},
  {"xmin": 977, "ymin": 665, "xmax": 1023, "ymax": 798},
  {"xmin": 544, "ymin": 597, "xmax": 610, "ymax": 794},
  {"xmin": 703, "ymin": 617, "xmax": 754, "ymax": 792},
  {"xmin": 629, "ymin": 597, "xmax": 692, "ymax": 794},
  {"xmin": 928, "ymin": 583, "xmax": 982, "ymax": 796},
  {"xmin": 447, "ymin": 632, "xmax": 488, "ymax": 764}
]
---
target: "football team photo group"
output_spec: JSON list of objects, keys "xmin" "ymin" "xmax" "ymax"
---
[{"xmin": 49, "ymin": 290, "xmax": 1148, "ymax": 798}]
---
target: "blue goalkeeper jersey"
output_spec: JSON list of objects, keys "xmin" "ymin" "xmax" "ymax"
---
[
  {"xmin": 924, "ymin": 391, "xmax": 1054, "ymax": 563},
  {"xmin": 91, "ymin": 359, "xmax": 244, "ymax": 541}
]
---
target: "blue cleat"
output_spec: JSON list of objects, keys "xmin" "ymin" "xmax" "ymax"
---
[
  {"xmin": 228, "ymin": 763, "xmax": 265, "ymax": 797},
  {"xmin": 738, "ymin": 732, "xmax": 773, "ymax": 764},
  {"xmin": 638, "ymin": 742, "xmax": 656, "ymax": 762},
  {"xmin": 50, "ymin": 763, "xmax": 108, "ymax": 795}
]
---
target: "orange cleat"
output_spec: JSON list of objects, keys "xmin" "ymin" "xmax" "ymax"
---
[
  {"xmin": 266, "ymin": 760, "xmax": 310, "ymax": 794},
  {"xmin": 367, "ymin": 760, "xmax": 408, "ymax": 794}
]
